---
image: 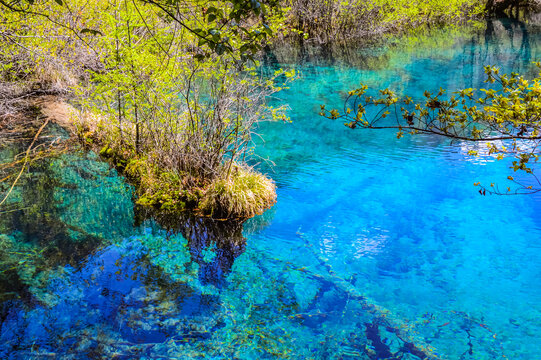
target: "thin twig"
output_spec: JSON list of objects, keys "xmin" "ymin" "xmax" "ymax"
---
[{"xmin": 0, "ymin": 117, "xmax": 50, "ymax": 207}]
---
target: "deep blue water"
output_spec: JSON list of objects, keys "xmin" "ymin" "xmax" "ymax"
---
[{"xmin": 1, "ymin": 18, "xmax": 541, "ymax": 359}]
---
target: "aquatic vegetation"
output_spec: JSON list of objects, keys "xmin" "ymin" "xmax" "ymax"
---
[
  {"xmin": 0, "ymin": 118, "xmax": 137, "ymax": 306},
  {"xmin": 282, "ymin": 0, "xmax": 486, "ymax": 43},
  {"xmin": 76, "ymin": 113, "xmax": 278, "ymax": 218}
]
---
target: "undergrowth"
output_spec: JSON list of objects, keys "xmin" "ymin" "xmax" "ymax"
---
[
  {"xmin": 279, "ymin": 0, "xmax": 486, "ymax": 43},
  {"xmin": 75, "ymin": 112, "xmax": 276, "ymax": 220}
]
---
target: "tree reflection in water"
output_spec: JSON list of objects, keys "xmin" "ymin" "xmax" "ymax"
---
[{"xmin": 136, "ymin": 208, "xmax": 247, "ymax": 287}]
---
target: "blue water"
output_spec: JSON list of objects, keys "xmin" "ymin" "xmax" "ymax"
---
[{"xmin": 1, "ymin": 18, "xmax": 541, "ymax": 359}]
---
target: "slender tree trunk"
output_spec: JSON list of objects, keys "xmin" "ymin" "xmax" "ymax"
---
[
  {"xmin": 133, "ymin": 96, "xmax": 140, "ymax": 154},
  {"xmin": 117, "ymin": 89, "xmax": 124, "ymax": 143},
  {"xmin": 126, "ymin": 15, "xmax": 140, "ymax": 154},
  {"xmin": 115, "ymin": 25, "xmax": 124, "ymax": 144}
]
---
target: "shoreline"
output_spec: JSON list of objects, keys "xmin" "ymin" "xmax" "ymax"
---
[{"xmin": 1, "ymin": 96, "xmax": 277, "ymax": 221}]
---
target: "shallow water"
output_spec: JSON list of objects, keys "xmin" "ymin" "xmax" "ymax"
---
[{"xmin": 2, "ymin": 18, "xmax": 541, "ymax": 359}]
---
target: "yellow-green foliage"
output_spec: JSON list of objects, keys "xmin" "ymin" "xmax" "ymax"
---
[
  {"xmin": 0, "ymin": 0, "xmax": 104, "ymax": 88},
  {"xmin": 323, "ymin": 64, "xmax": 541, "ymax": 194},
  {"xmin": 371, "ymin": 0, "xmax": 485, "ymax": 31},
  {"xmin": 2, "ymin": 0, "xmax": 283, "ymax": 220},
  {"xmin": 200, "ymin": 166, "xmax": 277, "ymax": 219},
  {"xmin": 282, "ymin": 0, "xmax": 485, "ymax": 43}
]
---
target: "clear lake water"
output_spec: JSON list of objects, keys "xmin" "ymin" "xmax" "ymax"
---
[{"xmin": 1, "ymin": 17, "xmax": 541, "ymax": 359}]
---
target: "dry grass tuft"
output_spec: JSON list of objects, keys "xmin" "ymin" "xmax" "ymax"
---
[{"xmin": 199, "ymin": 165, "xmax": 277, "ymax": 219}]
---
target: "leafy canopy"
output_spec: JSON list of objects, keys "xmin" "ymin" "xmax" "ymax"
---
[{"xmin": 0, "ymin": 0, "xmax": 275, "ymax": 62}]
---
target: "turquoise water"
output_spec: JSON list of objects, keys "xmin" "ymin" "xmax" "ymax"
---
[{"xmin": 2, "ymin": 18, "xmax": 541, "ymax": 359}]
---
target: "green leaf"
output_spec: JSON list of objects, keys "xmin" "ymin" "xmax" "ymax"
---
[
  {"xmin": 263, "ymin": 24, "xmax": 273, "ymax": 35},
  {"xmin": 81, "ymin": 28, "xmax": 103, "ymax": 36},
  {"xmin": 194, "ymin": 54, "xmax": 207, "ymax": 61}
]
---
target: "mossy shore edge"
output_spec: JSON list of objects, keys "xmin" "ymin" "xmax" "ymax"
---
[{"xmin": 34, "ymin": 97, "xmax": 277, "ymax": 220}]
